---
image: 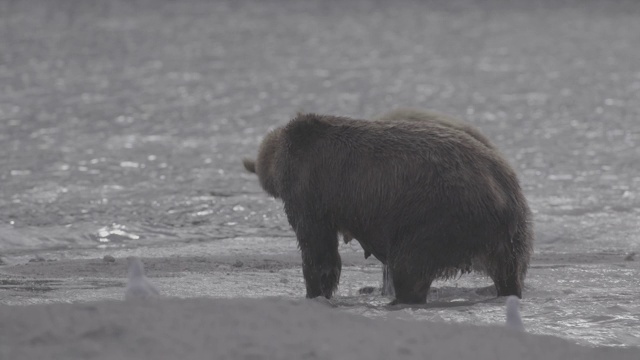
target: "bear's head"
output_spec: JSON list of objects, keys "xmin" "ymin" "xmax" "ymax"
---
[{"xmin": 243, "ymin": 127, "xmax": 284, "ymax": 198}]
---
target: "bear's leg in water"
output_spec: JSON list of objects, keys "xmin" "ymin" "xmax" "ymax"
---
[
  {"xmin": 388, "ymin": 255, "xmax": 432, "ymax": 305},
  {"xmin": 487, "ymin": 254, "xmax": 523, "ymax": 298},
  {"xmin": 294, "ymin": 217, "xmax": 342, "ymax": 299}
]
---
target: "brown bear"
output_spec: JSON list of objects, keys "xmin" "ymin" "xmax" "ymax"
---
[
  {"xmin": 345, "ymin": 108, "xmax": 500, "ymax": 297},
  {"xmin": 243, "ymin": 113, "xmax": 533, "ymax": 304}
]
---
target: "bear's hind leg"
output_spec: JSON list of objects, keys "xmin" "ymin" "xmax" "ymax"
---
[
  {"xmin": 388, "ymin": 265, "xmax": 432, "ymax": 305},
  {"xmin": 488, "ymin": 256, "xmax": 523, "ymax": 298}
]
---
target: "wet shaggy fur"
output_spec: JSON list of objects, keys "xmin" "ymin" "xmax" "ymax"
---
[
  {"xmin": 375, "ymin": 108, "xmax": 496, "ymax": 149},
  {"xmin": 341, "ymin": 109, "xmax": 496, "ymax": 252},
  {"xmin": 244, "ymin": 113, "xmax": 533, "ymax": 304},
  {"xmin": 341, "ymin": 109, "xmax": 502, "ymax": 296}
]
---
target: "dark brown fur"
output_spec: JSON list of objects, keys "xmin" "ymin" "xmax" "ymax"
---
[
  {"xmin": 341, "ymin": 109, "xmax": 501, "ymax": 296},
  {"xmin": 244, "ymin": 113, "xmax": 533, "ymax": 304},
  {"xmin": 341, "ymin": 108, "xmax": 495, "ymax": 247},
  {"xmin": 374, "ymin": 108, "xmax": 495, "ymax": 149}
]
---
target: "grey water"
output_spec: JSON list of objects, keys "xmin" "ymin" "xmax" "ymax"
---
[{"xmin": 1, "ymin": 0, "xmax": 639, "ymax": 348}]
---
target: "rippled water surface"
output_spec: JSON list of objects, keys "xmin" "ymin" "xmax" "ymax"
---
[{"xmin": 1, "ymin": 0, "xmax": 639, "ymax": 349}]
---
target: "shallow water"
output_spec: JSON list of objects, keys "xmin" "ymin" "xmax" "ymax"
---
[{"xmin": 1, "ymin": 0, "xmax": 640, "ymax": 349}]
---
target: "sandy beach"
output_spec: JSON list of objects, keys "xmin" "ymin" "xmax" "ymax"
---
[{"xmin": 2, "ymin": 295, "xmax": 638, "ymax": 360}]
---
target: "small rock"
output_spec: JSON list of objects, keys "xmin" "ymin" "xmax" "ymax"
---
[
  {"xmin": 28, "ymin": 255, "xmax": 46, "ymax": 263},
  {"xmin": 280, "ymin": 278, "xmax": 289, "ymax": 284},
  {"xmin": 0, "ymin": 257, "xmax": 5, "ymax": 265},
  {"xmin": 103, "ymin": 255, "xmax": 116, "ymax": 263},
  {"xmin": 358, "ymin": 286, "xmax": 376, "ymax": 295},
  {"xmin": 624, "ymin": 252, "xmax": 636, "ymax": 261},
  {"xmin": 232, "ymin": 260, "xmax": 244, "ymax": 268}
]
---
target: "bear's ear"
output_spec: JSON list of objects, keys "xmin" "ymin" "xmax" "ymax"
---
[{"xmin": 243, "ymin": 158, "xmax": 256, "ymax": 173}]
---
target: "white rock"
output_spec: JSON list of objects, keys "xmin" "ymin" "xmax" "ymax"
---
[
  {"xmin": 505, "ymin": 295, "xmax": 525, "ymax": 332},
  {"xmin": 125, "ymin": 257, "xmax": 160, "ymax": 300}
]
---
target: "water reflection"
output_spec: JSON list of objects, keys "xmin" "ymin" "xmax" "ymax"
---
[{"xmin": 96, "ymin": 223, "xmax": 140, "ymax": 243}]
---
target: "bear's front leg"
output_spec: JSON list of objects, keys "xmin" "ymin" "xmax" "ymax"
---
[{"xmin": 295, "ymin": 220, "xmax": 342, "ymax": 299}]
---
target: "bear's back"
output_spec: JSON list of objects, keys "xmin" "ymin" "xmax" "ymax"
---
[{"xmin": 280, "ymin": 114, "xmax": 524, "ymax": 223}]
